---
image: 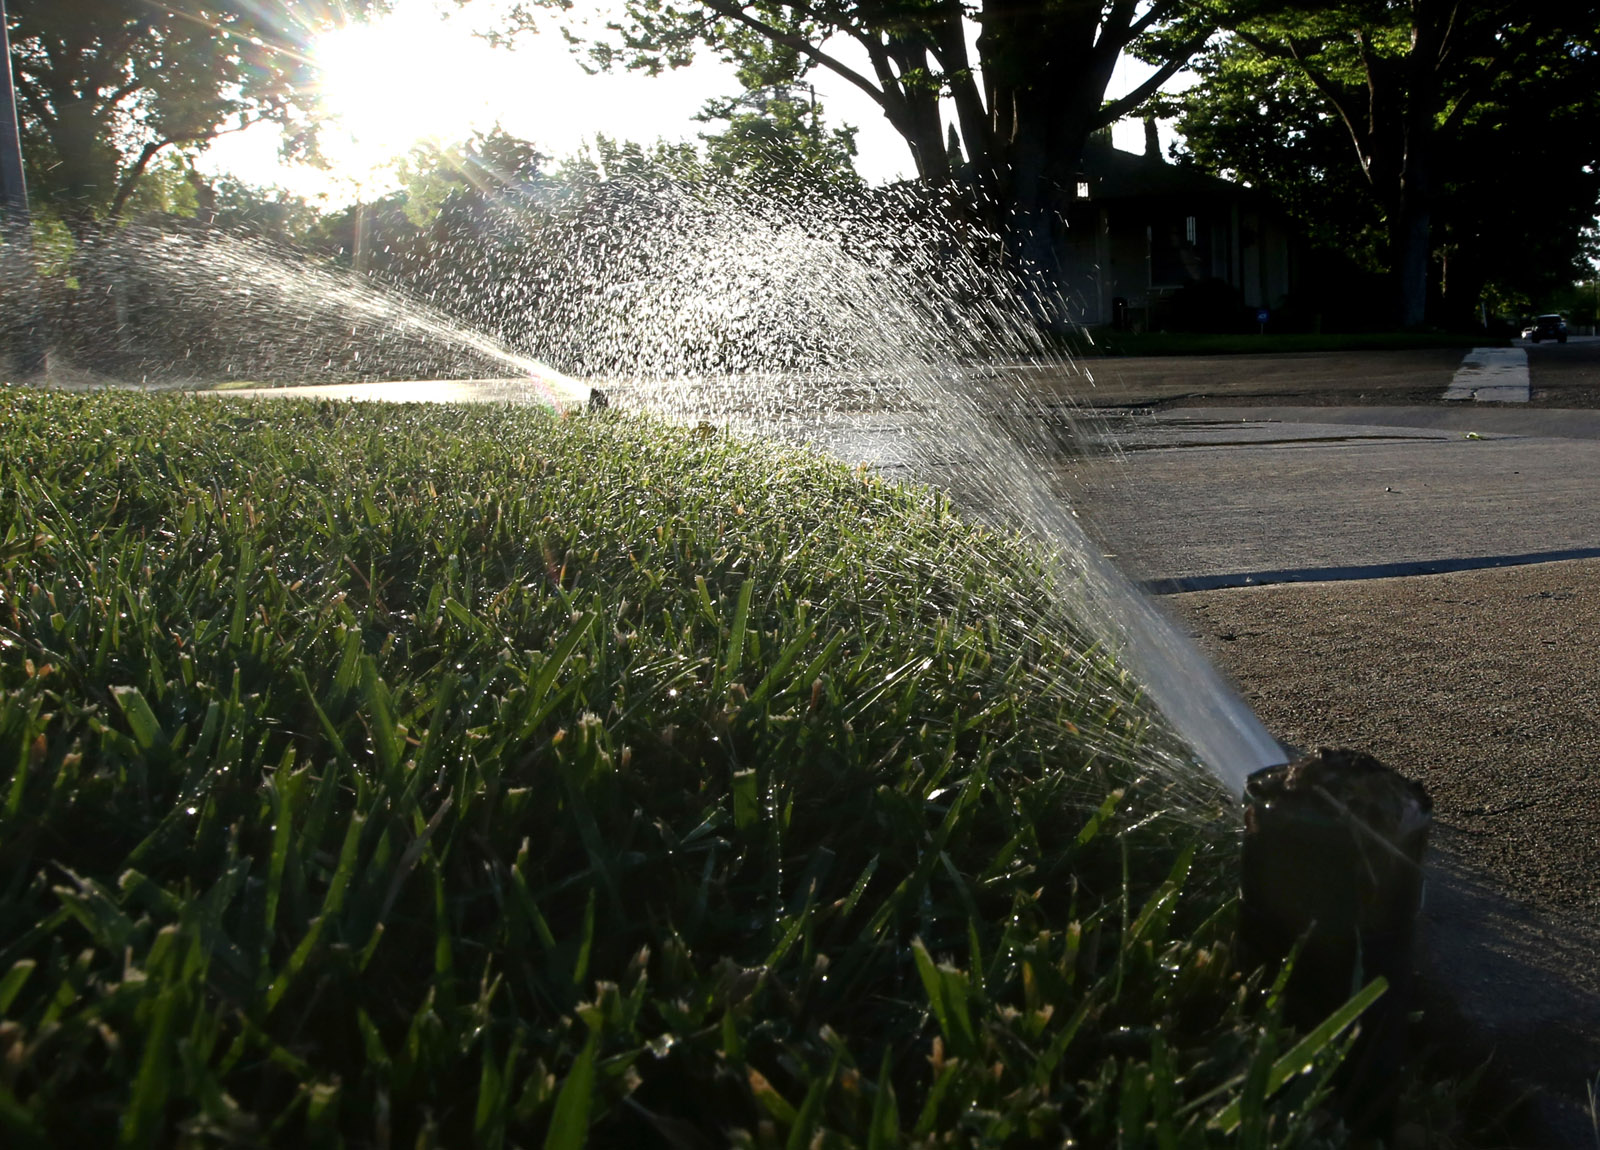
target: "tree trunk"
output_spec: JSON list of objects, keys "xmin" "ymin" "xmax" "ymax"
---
[
  {"xmin": 1392, "ymin": 3, "xmax": 1444, "ymax": 328},
  {"xmin": 1390, "ymin": 191, "xmax": 1431, "ymax": 329},
  {"xmin": 973, "ymin": 0, "xmax": 1122, "ymax": 321},
  {"xmin": 53, "ymin": 94, "xmax": 108, "ymax": 235},
  {"xmin": 995, "ymin": 100, "xmax": 1092, "ymax": 329}
]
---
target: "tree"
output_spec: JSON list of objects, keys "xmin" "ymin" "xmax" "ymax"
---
[
  {"xmin": 1430, "ymin": 38, "xmax": 1600, "ymax": 321},
  {"xmin": 698, "ymin": 83, "xmax": 861, "ymax": 194},
  {"xmin": 1159, "ymin": 38, "xmax": 1382, "ymax": 267},
  {"xmin": 1176, "ymin": 1, "xmax": 1600, "ymax": 327},
  {"xmin": 555, "ymin": 133, "xmax": 705, "ymax": 187},
  {"xmin": 5, "ymin": 0, "xmax": 379, "ymax": 234},
  {"xmin": 556, "ymin": 0, "xmax": 1217, "ymax": 293},
  {"xmin": 194, "ymin": 176, "xmax": 324, "ymax": 248}
]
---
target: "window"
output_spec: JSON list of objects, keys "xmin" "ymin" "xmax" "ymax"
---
[
  {"xmin": 1152, "ymin": 214, "xmax": 1209, "ymax": 286},
  {"xmin": 1077, "ymin": 181, "xmax": 1091, "ymax": 199}
]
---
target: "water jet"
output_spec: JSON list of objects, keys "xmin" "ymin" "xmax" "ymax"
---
[{"xmin": 33, "ymin": 186, "xmax": 1289, "ymax": 797}]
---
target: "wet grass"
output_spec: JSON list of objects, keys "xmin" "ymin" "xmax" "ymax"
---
[{"xmin": 0, "ymin": 387, "xmax": 1375, "ymax": 1146}]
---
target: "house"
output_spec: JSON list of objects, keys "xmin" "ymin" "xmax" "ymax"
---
[{"xmin": 1057, "ymin": 126, "xmax": 1300, "ymax": 331}]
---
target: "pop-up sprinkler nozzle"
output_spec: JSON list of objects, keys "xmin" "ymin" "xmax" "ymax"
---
[{"xmin": 1240, "ymin": 747, "xmax": 1432, "ymax": 1132}]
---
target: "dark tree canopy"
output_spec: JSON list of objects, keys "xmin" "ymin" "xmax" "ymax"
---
[
  {"xmin": 5, "ymin": 0, "xmax": 380, "ymax": 233},
  {"xmin": 1174, "ymin": 0, "xmax": 1600, "ymax": 326}
]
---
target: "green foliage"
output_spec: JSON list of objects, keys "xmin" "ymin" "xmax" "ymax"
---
[
  {"xmin": 397, "ymin": 130, "xmax": 552, "ymax": 229},
  {"xmin": 0, "ymin": 391, "xmax": 1382, "ymax": 1144},
  {"xmin": 698, "ymin": 86, "xmax": 862, "ymax": 195},
  {"xmin": 1550, "ymin": 278, "xmax": 1600, "ymax": 328},
  {"xmin": 117, "ymin": 153, "xmax": 204, "ymax": 222},
  {"xmin": 558, "ymin": 0, "xmax": 1215, "ymax": 221},
  {"xmin": 25, "ymin": 216, "xmax": 79, "ymax": 285},
  {"xmin": 1162, "ymin": 38, "xmax": 1385, "ymax": 273},
  {"xmin": 202, "ymin": 178, "xmax": 326, "ymax": 248},
  {"xmin": 1172, "ymin": 2, "xmax": 1600, "ymax": 326},
  {"xmin": 1433, "ymin": 35, "xmax": 1600, "ymax": 314},
  {"xmin": 5, "ymin": 0, "xmax": 383, "ymax": 231},
  {"xmin": 564, "ymin": 135, "xmax": 705, "ymax": 186}
]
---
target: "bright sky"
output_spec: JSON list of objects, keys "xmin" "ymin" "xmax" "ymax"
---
[{"xmin": 198, "ymin": 0, "xmax": 1171, "ymax": 205}]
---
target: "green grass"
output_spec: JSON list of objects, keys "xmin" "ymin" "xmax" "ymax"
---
[
  {"xmin": 1078, "ymin": 331, "xmax": 1507, "ymax": 357},
  {"xmin": 0, "ymin": 387, "xmax": 1375, "ymax": 1147}
]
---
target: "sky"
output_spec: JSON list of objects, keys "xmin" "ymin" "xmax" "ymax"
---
[{"xmin": 198, "ymin": 0, "xmax": 1176, "ymax": 206}]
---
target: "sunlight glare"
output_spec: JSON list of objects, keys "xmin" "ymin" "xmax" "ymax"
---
[
  {"xmin": 312, "ymin": 0, "xmax": 500, "ymax": 181},
  {"xmin": 203, "ymin": 0, "xmax": 908, "ymax": 201}
]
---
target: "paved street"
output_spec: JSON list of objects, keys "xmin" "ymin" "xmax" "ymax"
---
[
  {"xmin": 1038, "ymin": 335, "xmax": 1600, "ymax": 409},
  {"xmin": 1064, "ymin": 404, "xmax": 1600, "ymax": 590},
  {"xmin": 1049, "ymin": 338, "xmax": 1600, "ymax": 588}
]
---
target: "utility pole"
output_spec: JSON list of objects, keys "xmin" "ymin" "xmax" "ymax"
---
[{"xmin": 0, "ymin": 0, "xmax": 45, "ymax": 377}]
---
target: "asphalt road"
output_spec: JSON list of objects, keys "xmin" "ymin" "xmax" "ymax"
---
[
  {"xmin": 1052, "ymin": 338, "xmax": 1600, "ymax": 589},
  {"xmin": 1045, "ymin": 335, "xmax": 1600, "ymax": 409},
  {"xmin": 1064, "ymin": 406, "xmax": 1600, "ymax": 590},
  {"xmin": 1525, "ymin": 334, "xmax": 1600, "ymax": 403}
]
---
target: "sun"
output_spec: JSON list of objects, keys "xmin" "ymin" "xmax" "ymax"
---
[{"xmin": 311, "ymin": 0, "xmax": 501, "ymax": 182}]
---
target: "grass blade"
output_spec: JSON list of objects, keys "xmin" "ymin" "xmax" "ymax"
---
[
  {"xmin": 1211, "ymin": 977, "xmax": 1388, "ymax": 1133},
  {"xmin": 0, "ymin": 961, "xmax": 36, "ymax": 1014},
  {"xmin": 542, "ymin": 1030, "xmax": 598, "ymax": 1150},
  {"xmin": 110, "ymin": 686, "xmax": 166, "ymax": 755}
]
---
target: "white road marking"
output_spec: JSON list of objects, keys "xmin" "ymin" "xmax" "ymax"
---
[{"xmin": 1443, "ymin": 346, "xmax": 1529, "ymax": 402}]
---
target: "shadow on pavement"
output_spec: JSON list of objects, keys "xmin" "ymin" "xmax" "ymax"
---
[{"xmin": 1418, "ymin": 832, "xmax": 1600, "ymax": 1146}]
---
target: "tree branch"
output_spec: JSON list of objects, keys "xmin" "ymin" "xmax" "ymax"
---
[
  {"xmin": 1436, "ymin": 17, "xmax": 1546, "ymax": 137},
  {"xmin": 1101, "ymin": 0, "xmax": 1140, "ymax": 50},
  {"xmin": 1236, "ymin": 27, "xmax": 1374, "ymax": 185},
  {"xmin": 107, "ymin": 139, "xmax": 169, "ymax": 222},
  {"xmin": 1099, "ymin": 36, "xmax": 1210, "ymax": 125},
  {"xmin": 1130, "ymin": 0, "xmax": 1186, "ymax": 41},
  {"xmin": 694, "ymin": 0, "xmax": 891, "ymax": 110},
  {"xmin": 99, "ymin": 77, "xmax": 147, "ymax": 116}
]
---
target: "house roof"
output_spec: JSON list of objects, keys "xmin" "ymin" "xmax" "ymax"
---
[{"xmin": 1081, "ymin": 139, "xmax": 1264, "ymax": 205}]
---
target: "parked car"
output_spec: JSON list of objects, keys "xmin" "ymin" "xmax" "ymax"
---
[{"xmin": 1525, "ymin": 314, "xmax": 1568, "ymax": 343}]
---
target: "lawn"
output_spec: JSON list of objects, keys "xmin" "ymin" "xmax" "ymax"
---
[{"xmin": 0, "ymin": 387, "xmax": 1374, "ymax": 1146}]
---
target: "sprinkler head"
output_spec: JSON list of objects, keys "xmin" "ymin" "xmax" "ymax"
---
[
  {"xmin": 1239, "ymin": 747, "xmax": 1432, "ymax": 1133},
  {"xmin": 587, "ymin": 387, "xmax": 609, "ymax": 411},
  {"xmin": 1240, "ymin": 748, "xmax": 1431, "ymax": 1007}
]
